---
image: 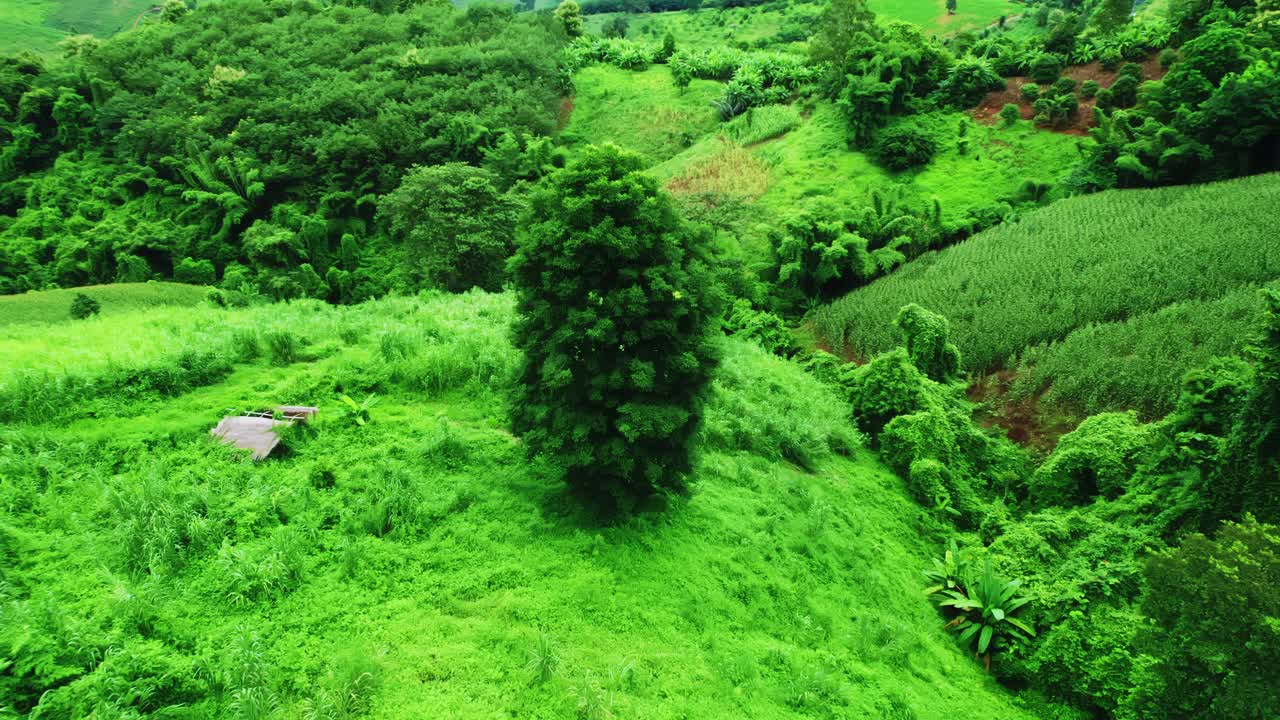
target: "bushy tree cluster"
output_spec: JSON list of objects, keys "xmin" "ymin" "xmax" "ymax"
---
[
  {"xmin": 1077, "ymin": 8, "xmax": 1280, "ymax": 189},
  {"xmin": 0, "ymin": 0, "xmax": 566, "ymax": 298}
]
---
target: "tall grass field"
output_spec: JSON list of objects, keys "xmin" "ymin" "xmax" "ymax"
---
[{"xmin": 0, "ymin": 289, "xmax": 1041, "ymax": 718}]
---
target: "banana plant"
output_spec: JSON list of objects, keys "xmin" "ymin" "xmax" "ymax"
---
[
  {"xmin": 337, "ymin": 393, "xmax": 377, "ymax": 428},
  {"xmin": 923, "ymin": 539, "xmax": 967, "ymax": 597},
  {"xmin": 936, "ymin": 556, "xmax": 1035, "ymax": 670}
]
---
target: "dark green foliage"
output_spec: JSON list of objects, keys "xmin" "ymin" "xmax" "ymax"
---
[
  {"xmin": 1080, "ymin": 79, "xmax": 1099, "ymax": 99},
  {"xmin": 767, "ymin": 202, "xmax": 875, "ymax": 312},
  {"xmin": 839, "ymin": 348, "xmax": 930, "ymax": 436},
  {"xmin": 1029, "ymin": 53, "xmax": 1064, "ymax": 84},
  {"xmin": 872, "ymin": 123, "xmax": 939, "ymax": 171},
  {"xmin": 1209, "ymin": 287, "xmax": 1280, "ymax": 524},
  {"xmin": 173, "ymin": 257, "xmax": 216, "ymax": 286},
  {"xmin": 1030, "ymin": 412, "xmax": 1152, "ymax": 506},
  {"xmin": 1020, "ymin": 83, "xmax": 1040, "ymax": 103},
  {"xmin": 938, "ymin": 57, "xmax": 1005, "ymax": 109},
  {"xmin": 508, "ymin": 145, "xmax": 721, "ymax": 512},
  {"xmin": 379, "ymin": 164, "xmax": 520, "ymax": 293},
  {"xmin": 1080, "ymin": 17, "xmax": 1280, "ymax": 189},
  {"xmin": 658, "ymin": 31, "xmax": 677, "ymax": 62},
  {"xmin": 1092, "ymin": 0, "xmax": 1133, "ymax": 33},
  {"xmin": 824, "ymin": 17, "xmax": 952, "ymax": 146},
  {"xmin": 838, "ymin": 336, "xmax": 1021, "ymax": 526},
  {"xmin": 999, "ymin": 103, "xmax": 1021, "ymax": 126},
  {"xmin": 1129, "ymin": 517, "xmax": 1280, "ymax": 719},
  {"xmin": 895, "ymin": 303, "xmax": 962, "ymax": 382},
  {"xmin": 69, "ymin": 292, "xmax": 99, "ymax": 319},
  {"xmin": 0, "ymin": 0, "xmax": 564, "ymax": 298},
  {"xmin": 555, "ymin": 0, "xmax": 585, "ymax": 37},
  {"xmin": 603, "ymin": 15, "xmax": 630, "ymax": 38}
]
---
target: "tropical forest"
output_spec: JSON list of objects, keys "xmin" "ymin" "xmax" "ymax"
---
[{"xmin": 0, "ymin": 0, "xmax": 1277, "ymax": 716}]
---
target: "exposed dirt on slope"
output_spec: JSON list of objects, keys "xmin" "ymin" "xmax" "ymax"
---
[
  {"xmin": 970, "ymin": 53, "xmax": 1169, "ymax": 136},
  {"xmin": 967, "ymin": 369, "xmax": 1081, "ymax": 454}
]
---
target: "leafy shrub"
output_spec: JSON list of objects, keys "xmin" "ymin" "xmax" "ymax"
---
[
  {"xmin": 895, "ymin": 304, "xmax": 962, "ymax": 382},
  {"xmin": 1029, "ymin": 53, "xmax": 1064, "ymax": 84},
  {"xmin": 938, "ymin": 57, "xmax": 1006, "ymax": 108},
  {"xmin": 508, "ymin": 145, "xmax": 721, "ymax": 513},
  {"xmin": 1029, "ymin": 412, "xmax": 1152, "ymax": 506},
  {"xmin": 555, "ymin": 0, "xmax": 584, "ymax": 37},
  {"xmin": 879, "ymin": 402, "xmax": 996, "ymax": 523},
  {"xmin": 1020, "ymin": 83, "xmax": 1041, "ymax": 102},
  {"xmin": 932, "ymin": 555, "xmax": 1035, "ymax": 669},
  {"xmin": 839, "ymin": 348, "xmax": 930, "ymax": 437},
  {"xmin": 723, "ymin": 299, "xmax": 796, "ymax": 356},
  {"xmin": 1080, "ymin": 79, "xmax": 1100, "ymax": 99},
  {"xmin": 173, "ymin": 257, "xmax": 216, "ymax": 285},
  {"xmin": 999, "ymin": 103, "xmax": 1021, "ymax": 126},
  {"xmin": 566, "ymin": 37, "xmax": 659, "ymax": 70},
  {"xmin": 379, "ymin": 164, "xmax": 519, "ymax": 293},
  {"xmin": 69, "ymin": 292, "xmax": 100, "ymax": 319},
  {"xmin": 1050, "ymin": 77, "xmax": 1077, "ymax": 96},
  {"xmin": 767, "ymin": 202, "xmax": 875, "ymax": 312},
  {"xmin": 872, "ymin": 123, "xmax": 938, "ymax": 171}
]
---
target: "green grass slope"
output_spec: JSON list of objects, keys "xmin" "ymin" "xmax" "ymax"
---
[
  {"xmin": 0, "ymin": 281, "xmax": 209, "ymax": 327},
  {"xmin": 868, "ymin": 0, "xmax": 1019, "ymax": 34},
  {"xmin": 562, "ymin": 65, "xmax": 725, "ymax": 165},
  {"xmin": 0, "ymin": 0, "xmax": 155, "ymax": 55},
  {"xmin": 812, "ymin": 173, "xmax": 1280, "ymax": 416},
  {"xmin": 0, "ymin": 290, "xmax": 1041, "ymax": 718}
]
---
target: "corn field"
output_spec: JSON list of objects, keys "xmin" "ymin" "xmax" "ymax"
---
[{"xmin": 811, "ymin": 173, "xmax": 1280, "ymax": 384}]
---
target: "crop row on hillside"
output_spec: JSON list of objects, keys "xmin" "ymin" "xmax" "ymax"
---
[{"xmin": 812, "ymin": 173, "xmax": 1280, "ymax": 394}]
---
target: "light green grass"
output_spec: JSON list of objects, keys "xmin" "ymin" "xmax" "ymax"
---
[
  {"xmin": 585, "ymin": 5, "xmax": 813, "ymax": 49},
  {"xmin": 651, "ymin": 103, "xmax": 1080, "ymax": 263},
  {"xmin": 0, "ymin": 291, "xmax": 1044, "ymax": 718},
  {"xmin": 753, "ymin": 107, "xmax": 1079, "ymax": 221},
  {"xmin": 812, "ymin": 173, "xmax": 1280, "ymax": 414},
  {"xmin": 0, "ymin": 0, "xmax": 67, "ymax": 55},
  {"xmin": 0, "ymin": 281, "xmax": 209, "ymax": 327},
  {"xmin": 0, "ymin": 0, "xmax": 155, "ymax": 55},
  {"xmin": 870, "ymin": 0, "xmax": 1021, "ymax": 34},
  {"xmin": 563, "ymin": 64, "xmax": 725, "ymax": 164}
]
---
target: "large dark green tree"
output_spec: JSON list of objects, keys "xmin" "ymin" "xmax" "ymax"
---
[
  {"xmin": 379, "ymin": 164, "xmax": 520, "ymax": 292},
  {"xmin": 508, "ymin": 144, "xmax": 721, "ymax": 512}
]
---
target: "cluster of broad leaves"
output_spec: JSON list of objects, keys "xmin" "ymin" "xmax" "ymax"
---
[{"xmin": 0, "ymin": 0, "xmax": 567, "ymax": 298}]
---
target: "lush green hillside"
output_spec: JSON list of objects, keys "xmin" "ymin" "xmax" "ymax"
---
[
  {"xmin": 0, "ymin": 0, "xmax": 156, "ymax": 55},
  {"xmin": 812, "ymin": 173, "xmax": 1280, "ymax": 415},
  {"xmin": 0, "ymin": 281, "xmax": 208, "ymax": 326},
  {"xmin": 0, "ymin": 290, "xmax": 1041, "ymax": 718}
]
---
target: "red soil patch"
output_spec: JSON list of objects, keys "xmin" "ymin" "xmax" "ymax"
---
[
  {"xmin": 557, "ymin": 96, "xmax": 575, "ymax": 130},
  {"xmin": 967, "ymin": 369, "xmax": 1081, "ymax": 455},
  {"xmin": 971, "ymin": 53, "xmax": 1170, "ymax": 136}
]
